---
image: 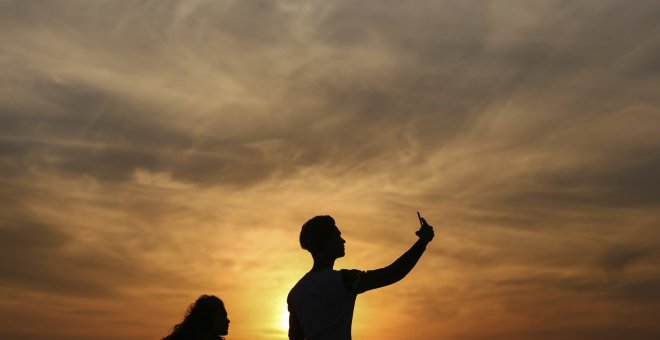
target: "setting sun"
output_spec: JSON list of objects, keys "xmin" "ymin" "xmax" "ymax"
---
[{"xmin": 279, "ymin": 304, "xmax": 290, "ymax": 331}]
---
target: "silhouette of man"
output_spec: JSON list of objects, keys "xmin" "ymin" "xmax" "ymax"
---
[{"xmin": 287, "ymin": 214, "xmax": 435, "ymax": 340}]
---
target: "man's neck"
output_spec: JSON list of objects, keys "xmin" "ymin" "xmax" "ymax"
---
[{"xmin": 310, "ymin": 254, "xmax": 335, "ymax": 273}]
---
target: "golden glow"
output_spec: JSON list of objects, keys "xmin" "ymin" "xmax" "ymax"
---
[{"xmin": 278, "ymin": 304, "xmax": 290, "ymax": 332}]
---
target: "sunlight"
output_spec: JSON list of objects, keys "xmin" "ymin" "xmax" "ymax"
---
[{"xmin": 279, "ymin": 304, "xmax": 289, "ymax": 331}]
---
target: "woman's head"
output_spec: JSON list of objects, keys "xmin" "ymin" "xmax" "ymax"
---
[{"xmin": 164, "ymin": 295, "xmax": 229, "ymax": 340}]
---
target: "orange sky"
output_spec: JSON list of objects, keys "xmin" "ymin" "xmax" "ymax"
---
[{"xmin": 1, "ymin": 1, "xmax": 660, "ymax": 339}]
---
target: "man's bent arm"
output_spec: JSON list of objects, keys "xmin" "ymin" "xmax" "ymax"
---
[
  {"xmin": 355, "ymin": 239, "xmax": 429, "ymax": 293},
  {"xmin": 355, "ymin": 220, "xmax": 434, "ymax": 294}
]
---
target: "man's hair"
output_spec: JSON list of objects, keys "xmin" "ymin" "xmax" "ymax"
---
[{"xmin": 299, "ymin": 215, "xmax": 336, "ymax": 253}]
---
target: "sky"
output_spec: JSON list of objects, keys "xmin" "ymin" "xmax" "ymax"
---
[{"xmin": 1, "ymin": 0, "xmax": 660, "ymax": 339}]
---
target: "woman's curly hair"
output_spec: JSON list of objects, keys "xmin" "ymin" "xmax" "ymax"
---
[{"xmin": 163, "ymin": 295, "xmax": 227, "ymax": 340}]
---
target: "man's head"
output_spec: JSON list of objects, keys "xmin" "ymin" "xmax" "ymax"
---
[{"xmin": 299, "ymin": 215, "xmax": 345, "ymax": 258}]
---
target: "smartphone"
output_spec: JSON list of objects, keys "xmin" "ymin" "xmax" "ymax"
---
[{"xmin": 417, "ymin": 211, "xmax": 424, "ymax": 226}]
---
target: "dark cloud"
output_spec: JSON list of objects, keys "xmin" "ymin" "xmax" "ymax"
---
[
  {"xmin": 469, "ymin": 328, "xmax": 660, "ymax": 340},
  {"xmin": 0, "ymin": 220, "xmax": 116, "ymax": 296},
  {"xmin": 612, "ymin": 277, "xmax": 660, "ymax": 303},
  {"xmin": 2, "ymin": 0, "xmax": 659, "ymax": 190},
  {"xmin": 0, "ymin": 74, "xmax": 285, "ymax": 185},
  {"xmin": 599, "ymin": 247, "xmax": 653, "ymax": 272},
  {"xmin": 0, "ymin": 221, "xmax": 68, "ymax": 252},
  {"xmin": 491, "ymin": 270, "xmax": 660, "ymax": 305},
  {"xmin": 484, "ymin": 148, "xmax": 660, "ymax": 220},
  {"xmin": 0, "ymin": 332, "xmax": 122, "ymax": 340},
  {"xmin": 0, "ymin": 219, "xmax": 187, "ymax": 297},
  {"xmin": 0, "ymin": 179, "xmax": 198, "ymax": 298}
]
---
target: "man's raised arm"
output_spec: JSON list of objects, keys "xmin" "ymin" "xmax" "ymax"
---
[{"xmin": 354, "ymin": 217, "xmax": 435, "ymax": 294}]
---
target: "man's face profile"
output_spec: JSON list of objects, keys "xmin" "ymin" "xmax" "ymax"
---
[{"xmin": 322, "ymin": 225, "xmax": 346, "ymax": 259}]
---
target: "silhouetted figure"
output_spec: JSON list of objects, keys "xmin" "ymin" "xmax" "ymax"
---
[
  {"xmin": 287, "ymin": 214, "xmax": 435, "ymax": 340},
  {"xmin": 163, "ymin": 295, "xmax": 230, "ymax": 340}
]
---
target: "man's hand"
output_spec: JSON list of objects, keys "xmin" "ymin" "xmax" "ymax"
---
[{"xmin": 416, "ymin": 217, "xmax": 435, "ymax": 244}]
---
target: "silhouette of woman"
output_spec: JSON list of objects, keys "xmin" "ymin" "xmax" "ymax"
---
[{"xmin": 163, "ymin": 295, "xmax": 230, "ymax": 340}]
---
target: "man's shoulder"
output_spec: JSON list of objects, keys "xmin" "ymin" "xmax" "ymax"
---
[
  {"xmin": 338, "ymin": 269, "xmax": 365, "ymax": 292},
  {"xmin": 288, "ymin": 271, "xmax": 323, "ymax": 298},
  {"xmin": 288, "ymin": 269, "xmax": 345, "ymax": 295},
  {"xmin": 289, "ymin": 269, "xmax": 365, "ymax": 296}
]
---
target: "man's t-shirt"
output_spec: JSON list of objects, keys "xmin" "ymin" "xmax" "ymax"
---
[{"xmin": 287, "ymin": 268, "xmax": 363, "ymax": 340}]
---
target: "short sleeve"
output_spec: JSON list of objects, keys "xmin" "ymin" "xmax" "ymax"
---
[{"xmin": 339, "ymin": 269, "xmax": 365, "ymax": 294}]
